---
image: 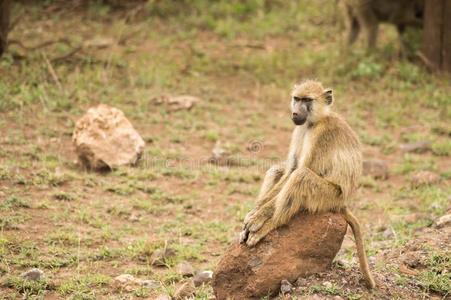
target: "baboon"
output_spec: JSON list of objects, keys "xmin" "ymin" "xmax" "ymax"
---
[
  {"xmin": 240, "ymin": 80, "xmax": 376, "ymax": 289},
  {"xmin": 339, "ymin": 0, "xmax": 424, "ymax": 50}
]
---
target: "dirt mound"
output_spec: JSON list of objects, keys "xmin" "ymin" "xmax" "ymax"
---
[{"xmin": 212, "ymin": 212, "xmax": 347, "ymax": 300}]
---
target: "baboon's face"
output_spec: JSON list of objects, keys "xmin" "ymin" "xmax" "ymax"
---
[
  {"xmin": 291, "ymin": 81, "xmax": 333, "ymax": 126},
  {"xmin": 291, "ymin": 95, "xmax": 312, "ymax": 125}
]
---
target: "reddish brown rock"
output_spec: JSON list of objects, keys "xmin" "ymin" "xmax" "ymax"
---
[{"xmin": 212, "ymin": 212, "xmax": 347, "ymax": 300}]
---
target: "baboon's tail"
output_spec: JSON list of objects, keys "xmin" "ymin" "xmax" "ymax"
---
[{"xmin": 342, "ymin": 207, "xmax": 376, "ymax": 289}]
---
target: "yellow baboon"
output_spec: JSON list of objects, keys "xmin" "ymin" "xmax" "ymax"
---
[{"xmin": 240, "ymin": 80, "xmax": 376, "ymax": 289}]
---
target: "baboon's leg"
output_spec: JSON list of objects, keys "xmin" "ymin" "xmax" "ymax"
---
[
  {"xmin": 348, "ymin": 17, "xmax": 361, "ymax": 45},
  {"xmin": 354, "ymin": 2, "xmax": 379, "ymax": 50},
  {"xmin": 272, "ymin": 167, "xmax": 342, "ymax": 226},
  {"xmin": 245, "ymin": 167, "xmax": 342, "ymax": 246},
  {"xmin": 396, "ymin": 24, "xmax": 407, "ymax": 56},
  {"xmin": 256, "ymin": 163, "xmax": 285, "ymax": 204},
  {"xmin": 243, "ymin": 163, "xmax": 285, "ymax": 227}
]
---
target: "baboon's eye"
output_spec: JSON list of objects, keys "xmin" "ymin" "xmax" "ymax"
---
[
  {"xmin": 302, "ymin": 97, "xmax": 313, "ymax": 102},
  {"xmin": 293, "ymin": 96, "xmax": 301, "ymax": 102}
]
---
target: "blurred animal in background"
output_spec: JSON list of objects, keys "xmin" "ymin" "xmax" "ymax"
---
[
  {"xmin": 0, "ymin": 0, "xmax": 11, "ymax": 57},
  {"xmin": 240, "ymin": 80, "xmax": 376, "ymax": 289},
  {"xmin": 338, "ymin": 0, "xmax": 424, "ymax": 51}
]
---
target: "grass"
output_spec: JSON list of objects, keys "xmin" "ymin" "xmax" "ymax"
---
[
  {"xmin": 418, "ymin": 251, "xmax": 451, "ymax": 295},
  {"xmin": 0, "ymin": 0, "xmax": 450, "ymax": 299}
]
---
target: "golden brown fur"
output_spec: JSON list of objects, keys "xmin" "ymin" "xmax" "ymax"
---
[{"xmin": 240, "ymin": 80, "xmax": 375, "ymax": 289}]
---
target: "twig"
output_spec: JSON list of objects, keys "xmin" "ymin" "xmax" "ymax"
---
[
  {"xmin": 51, "ymin": 46, "xmax": 83, "ymax": 63},
  {"xmin": 43, "ymin": 53, "xmax": 62, "ymax": 90},
  {"xmin": 9, "ymin": 38, "xmax": 74, "ymax": 51}
]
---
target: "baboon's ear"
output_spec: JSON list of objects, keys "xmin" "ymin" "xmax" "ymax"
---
[{"xmin": 324, "ymin": 89, "xmax": 333, "ymax": 105}]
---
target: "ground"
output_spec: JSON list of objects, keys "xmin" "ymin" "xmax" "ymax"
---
[{"xmin": 0, "ymin": 1, "xmax": 450, "ymax": 299}]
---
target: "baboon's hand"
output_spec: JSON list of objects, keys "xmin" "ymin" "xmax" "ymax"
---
[
  {"xmin": 243, "ymin": 208, "xmax": 257, "ymax": 227},
  {"xmin": 240, "ymin": 204, "xmax": 274, "ymax": 246},
  {"xmin": 246, "ymin": 221, "xmax": 275, "ymax": 247}
]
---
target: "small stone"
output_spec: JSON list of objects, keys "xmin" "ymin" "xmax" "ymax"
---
[
  {"xmin": 114, "ymin": 274, "xmax": 135, "ymax": 284},
  {"xmin": 155, "ymin": 295, "xmax": 171, "ymax": 300},
  {"xmin": 193, "ymin": 270, "xmax": 213, "ymax": 287},
  {"xmin": 128, "ymin": 213, "xmax": 140, "ymax": 222},
  {"xmin": 173, "ymin": 280, "xmax": 195, "ymax": 299},
  {"xmin": 151, "ymin": 248, "xmax": 176, "ymax": 267},
  {"xmin": 140, "ymin": 279, "xmax": 159, "ymax": 289},
  {"xmin": 435, "ymin": 214, "xmax": 451, "ymax": 228},
  {"xmin": 362, "ymin": 159, "xmax": 389, "ymax": 179},
  {"xmin": 280, "ymin": 279, "xmax": 293, "ymax": 295},
  {"xmin": 382, "ymin": 227, "xmax": 395, "ymax": 239},
  {"xmin": 208, "ymin": 141, "xmax": 235, "ymax": 166},
  {"xmin": 176, "ymin": 261, "xmax": 195, "ymax": 277},
  {"xmin": 20, "ymin": 268, "xmax": 44, "ymax": 281},
  {"xmin": 410, "ymin": 171, "xmax": 440, "ymax": 188},
  {"xmin": 295, "ymin": 277, "xmax": 308, "ymax": 287},
  {"xmin": 322, "ymin": 281, "xmax": 333, "ymax": 288},
  {"xmin": 400, "ymin": 141, "xmax": 431, "ymax": 153},
  {"xmin": 152, "ymin": 95, "xmax": 201, "ymax": 111}
]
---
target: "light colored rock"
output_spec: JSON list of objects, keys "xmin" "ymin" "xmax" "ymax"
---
[
  {"xmin": 435, "ymin": 214, "xmax": 451, "ymax": 228},
  {"xmin": 153, "ymin": 95, "xmax": 201, "ymax": 111},
  {"xmin": 173, "ymin": 280, "xmax": 195, "ymax": 299},
  {"xmin": 410, "ymin": 171, "xmax": 440, "ymax": 188},
  {"xmin": 20, "ymin": 268, "xmax": 44, "ymax": 281},
  {"xmin": 400, "ymin": 141, "xmax": 431, "ymax": 153},
  {"xmin": 362, "ymin": 159, "xmax": 388, "ymax": 179},
  {"xmin": 212, "ymin": 212, "xmax": 347, "ymax": 300},
  {"xmin": 73, "ymin": 104, "xmax": 145, "ymax": 170},
  {"xmin": 176, "ymin": 261, "xmax": 195, "ymax": 277},
  {"xmin": 114, "ymin": 274, "xmax": 135, "ymax": 284},
  {"xmin": 193, "ymin": 270, "xmax": 213, "ymax": 287},
  {"xmin": 155, "ymin": 295, "xmax": 171, "ymax": 300}
]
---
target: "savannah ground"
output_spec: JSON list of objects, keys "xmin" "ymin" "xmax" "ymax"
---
[{"xmin": 0, "ymin": 1, "xmax": 450, "ymax": 299}]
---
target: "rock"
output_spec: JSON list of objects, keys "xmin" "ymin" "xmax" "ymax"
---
[
  {"xmin": 73, "ymin": 104, "xmax": 145, "ymax": 170},
  {"xmin": 362, "ymin": 159, "xmax": 388, "ymax": 179},
  {"xmin": 155, "ymin": 295, "xmax": 171, "ymax": 300},
  {"xmin": 280, "ymin": 279, "xmax": 293, "ymax": 295},
  {"xmin": 176, "ymin": 261, "xmax": 195, "ymax": 277},
  {"xmin": 173, "ymin": 280, "xmax": 195, "ymax": 299},
  {"xmin": 410, "ymin": 171, "xmax": 440, "ymax": 188},
  {"xmin": 151, "ymin": 247, "xmax": 176, "ymax": 267},
  {"xmin": 140, "ymin": 279, "xmax": 159, "ymax": 289},
  {"xmin": 212, "ymin": 212, "xmax": 347, "ymax": 300},
  {"xmin": 153, "ymin": 95, "xmax": 200, "ymax": 111},
  {"xmin": 193, "ymin": 270, "xmax": 213, "ymax": 287},
  {"xmin": 400, "ymin": 141, "xmax": 431, "ymax": 153},
  {"xmin": 20, "ymin": 268, "xmax": 44, "ymax": 281},
  {"xmin": 435, "ymin": 214, "xmax": 451, "ymax": 228},
  {"xmin": 128, "ymin": 213, "xmax": 141, "ymax": 223},
  {"xmin": 208, "ymin": 141, "xmax": 236, "ymax": 166},
  {"xmin": 382, "ymin": 227, "xmax": 395, "ymax": 239},
  {"xmin": 114, "ymin": 274, "xmax": 135, "ymax": 284}
]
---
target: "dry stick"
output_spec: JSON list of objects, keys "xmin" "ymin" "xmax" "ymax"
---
[
  {"xmin": 43, "ymin": 53, "xmax": 62, "ymax": 91},
  {"xmin": 9, "ymin": 38, "xmax": 74, "ymax": 51}
]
